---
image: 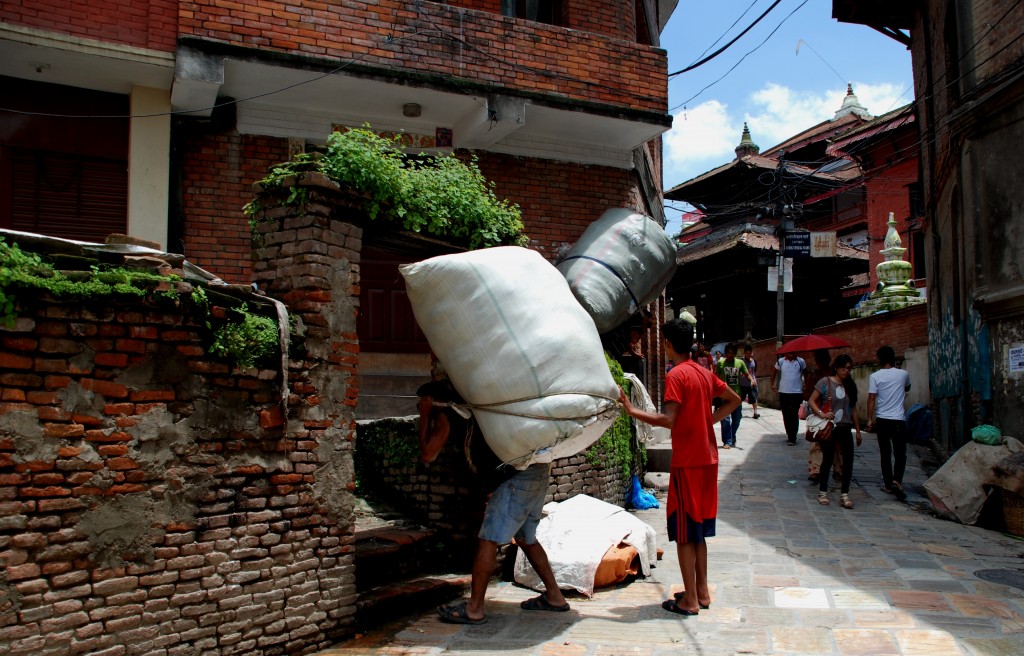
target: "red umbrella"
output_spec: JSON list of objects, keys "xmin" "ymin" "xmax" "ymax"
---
[{"xmin": 776, "ymin": 334, "xmax": 851, "ymax": 354}]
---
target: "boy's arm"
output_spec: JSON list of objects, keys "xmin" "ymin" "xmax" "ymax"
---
[{"xmin": 618, "ymin": 386, "xmax": 678, "ymax": 429}]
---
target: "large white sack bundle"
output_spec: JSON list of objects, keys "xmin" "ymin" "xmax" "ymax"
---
[
  {"xmin": 399, "ymin": 247, "xmax": 619, "ymax": 468},
  {"xmin": 557, "ymin": 208, "xmax": 678, "ymax": 333}
]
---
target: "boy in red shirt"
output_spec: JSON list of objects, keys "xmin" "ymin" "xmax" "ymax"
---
[{"xmin": 619, "ymin": 319, "xmax": 740, "ymax": 616}]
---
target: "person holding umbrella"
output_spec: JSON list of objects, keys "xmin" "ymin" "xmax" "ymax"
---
[{"xmin": 772, "ymin": 335, "xmax": 852, "ymax": 446}]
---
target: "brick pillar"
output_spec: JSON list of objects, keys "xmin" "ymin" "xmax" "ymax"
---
[{"xmin": 250, "ymin": 171, "xmax": 364, "ymax": 640}]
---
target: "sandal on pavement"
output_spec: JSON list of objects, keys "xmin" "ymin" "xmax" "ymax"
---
[
  {"xmin": 662, "ymin": 599, "xmax": 698, "ymax": 616},
  {"xmin": 817, "ymin": 492, "xmax": 830, "ymax": 506},
  {"xmin": 438, "ymin": 602, "xmax": 487, "ymax": 625},
  {"xmin": 840, "ymin": 494, "xmax": 854, "ymax": 509},
  {"xmin": 520, "ymin": 595, "xmax": 570, "ymax": 612},
  {"xmin": 673, "ymin": 591, "xmax": 710, "ymax": 609}
]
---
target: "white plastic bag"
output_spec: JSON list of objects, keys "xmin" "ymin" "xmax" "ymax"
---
[
  {"xmin": 399, "ymin": 247, "xmax": 619, "ymax": 468},
  {"xmin": 557, "ymin": 208, "xmax": 677, "ymax": 333}
]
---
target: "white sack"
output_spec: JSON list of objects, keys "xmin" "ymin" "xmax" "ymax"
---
[
  {"xmin": 399, "ymin": 247, "xmax": 619, "ymax": 468},
  {"xmin": 557, "ymin": 208, "xmax": 677, "ymax": 333},
  {"xmin": 513, "ymin": 494, "xmax": 658, "ymax": 597}
]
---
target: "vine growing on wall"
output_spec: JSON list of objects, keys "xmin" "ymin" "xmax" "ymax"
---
[
  {"xmin": 244, "ymin": 127, "xmax": 528, "ymax": 249},
  {"xmin": 585, "ymin": 353, "xmax": 644, "ymax": 482}
]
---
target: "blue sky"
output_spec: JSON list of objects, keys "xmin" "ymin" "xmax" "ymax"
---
[{"xmin": 659, "ymin": 1, "xmax": 914, "ymax": 234}]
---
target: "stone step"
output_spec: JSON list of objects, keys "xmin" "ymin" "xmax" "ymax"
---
[
  {"xmin": 355, "ymin": 573, "xmax": 471, "ymax": 629},
  {"xmin": 354, "ymin": 526, "xmax": 437, "ymax": 590}
]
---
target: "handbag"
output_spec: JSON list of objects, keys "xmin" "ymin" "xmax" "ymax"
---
[{"xmin": 805, "ymin": 380, "xmax": 835, "ymax": 443}]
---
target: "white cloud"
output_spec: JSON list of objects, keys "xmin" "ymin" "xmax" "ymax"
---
[
  {"xmin": 663, "ymin": 81, "xmax": 912, "ymax": 189},
  {"xmin": 663, "ymin": 100, "xmax": 739, "ymax": 188}
]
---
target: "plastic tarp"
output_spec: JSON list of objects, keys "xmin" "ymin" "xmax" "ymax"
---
[
  {"xmin": 557, "ymin": 208, "xmax": 677, "ymax": 334},
  {"xmin": 400, "ymin": 247, "xmax": 619, "ymax": 468},
  {"xmin": 513, "ymin": 494, "xmax": 658, "ymax": 597},
  {"xmin": 922, "ymin": 437, "xmax": 1024, "ymax": 524}
]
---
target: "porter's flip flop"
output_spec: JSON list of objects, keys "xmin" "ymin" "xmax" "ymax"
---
[
  {"xmin": 520, "ymin": 595, "xmax": 570, "ymax": 612},
  {"xmin": 437, "ymin": 602, "xmax": 487, "ymax": 625}
]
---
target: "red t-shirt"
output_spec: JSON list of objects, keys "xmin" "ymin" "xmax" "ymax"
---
[{"xmin": 664, "ymin": 360, "xmax": 730, "ymax": 468}]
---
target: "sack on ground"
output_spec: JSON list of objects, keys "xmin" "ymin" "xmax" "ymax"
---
[
  {"xmin": 400, "ymin": 247, "xmax": 619, "ymax": 468},
  {"xmin": 556, "ymin": 208, "xmax": 677, "ymax": 333}
]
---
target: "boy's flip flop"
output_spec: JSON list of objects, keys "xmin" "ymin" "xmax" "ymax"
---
[
  {"xmin": 662, "ymin": 599, "xmax": 698, "ymax": 616},
  {"xmin": 673, "ymin": 591, "xmax": 710, "ymax": 609},
  {"xmin": 520, "ymin": 595, "xmax": 570, "ymax": 612},
  {"xmin": 438, "ymin": 602, "xmax": 487, "ymax": 625}
]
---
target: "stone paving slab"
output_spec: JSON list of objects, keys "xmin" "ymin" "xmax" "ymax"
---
[{"xmin": 316, "ymin": 407, "xmax": 1024, "ymax": 655}]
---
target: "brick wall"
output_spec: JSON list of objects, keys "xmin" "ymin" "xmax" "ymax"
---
[
  {"xmin": 0, "ymin": 0, "xmax": 178, "ymax": 52},
  {"xmin": 177, "ymin": 128, "xmax": 289, "ymax": 285},
  {"xmin": 179, "ymin": 0, "xmax": 666, "ymax": 112},
  {"xmin": 0, "ymin": 198, "xmax": 362, "ymax": 653},
  {"xmin": 356, "ymin": 418, "xmax": 627, "ymax": 551},
  {"xmin": 752, "ymin": 303, "xmax": 928, "ymax": 405},
  {"xmin": 472, "ymin": 151, "xmax": 646, "ymax": 260}
]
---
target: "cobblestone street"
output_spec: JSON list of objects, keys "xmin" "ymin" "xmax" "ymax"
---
[{"xmin": 319, "ymin": 407, "xmax": 1024, "ymax": 656}]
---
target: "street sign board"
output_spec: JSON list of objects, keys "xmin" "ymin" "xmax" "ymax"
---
[
  {"xmin": 784, "ymin": 231, "xmax": 810, "ymax": 258},
  {"xmin": 811, "ymin": 232, "xmax": 837, "ymax": 257}
]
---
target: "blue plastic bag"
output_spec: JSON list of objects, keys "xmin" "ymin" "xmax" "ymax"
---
[{"xmin": 627, "ymin": 474, "xmax": 659, "ymax": 510}]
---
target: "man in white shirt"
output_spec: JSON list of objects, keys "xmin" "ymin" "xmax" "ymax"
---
[
  {"xmin": 771, "ymin": 353, "xmax": 806, "ymax": 445},
  {"xmin": 867, "ymin": 345, "xmax": 912, "ymax": 501}
]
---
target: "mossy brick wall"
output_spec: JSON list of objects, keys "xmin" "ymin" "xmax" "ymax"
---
[
  {"xmin": 356, "ymin": 418, "xmax": 627, "ymax": 546},
  {"xmin": 0, "ymin": 247, "xmax": 359, "ymax": 651}
]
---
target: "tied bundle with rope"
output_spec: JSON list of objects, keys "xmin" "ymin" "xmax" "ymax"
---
[
  {"xmin": 556, "ymin": 208, "xmax": 677, "ymax": 334},
  {"xmin": 401, "ymin": 247, "xmax": 620, "ymax": 469}
]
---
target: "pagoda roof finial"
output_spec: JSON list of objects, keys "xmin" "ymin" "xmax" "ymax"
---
[{"xmin": 735, "ymin": 122, "xmax": 760, "ymax": 157}]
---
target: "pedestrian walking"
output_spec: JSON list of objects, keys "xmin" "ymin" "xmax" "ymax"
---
[
  {"xmin": 866, "ymin": 345, "xmax": 911, "ymax": 501},
  {"xmin": 419, "ymin": 360, "xmax": 569, "ymax": 625},
  {"xmin": 771, "ymin": 352, "xmax": 806, "ymax": 445},
  {"xmin": 715, "ymin": 343, "xmax": 748, "ymax": 449},
  {"xmin": 740, "ymin": 344, "xmax": 760, "ymax": 419},
  {"xmin": 619, "ymin": 319, "xmax": 741, "ymax": 616},
  {"xmin": 807, "ymin": 354, "xmax": 862, "ymax": 509},
  {"xmin": 806, "ymin": 349, "xmax": 842, "ymax": 481}
]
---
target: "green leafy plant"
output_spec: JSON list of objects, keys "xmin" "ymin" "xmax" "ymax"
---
[
  {"xmin": 0, "ymin": 236, "xmax": 175, "ymax": 328},
  {"xmin": 586, "ymin": 353, "xmax": 644, "ymax": 482},
  {"xmin": 245, "ymin": 128, "xmax": 527, "ymax": 249},
  {"xmin": 207, "ymin": 303, "xmax": 279, "ymax": 370}
]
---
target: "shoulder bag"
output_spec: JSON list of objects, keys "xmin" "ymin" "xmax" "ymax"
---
[{"xmin": 805, "ymin": 379, "xmax": 835, "ymax": 443}]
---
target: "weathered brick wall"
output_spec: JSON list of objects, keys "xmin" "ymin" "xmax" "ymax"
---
[
  {"xmin": 356, "ymin": 418, "xmax": 627, "ymax": 550},
  {"xmin": 0, "ymin": 0, "xmax": 178, "ymax": 51},
  {"xmin": 177, "ymin": 128, "xmax": 290, "ymax": 286},
  {"xmin": 0, "ymin": 215, "xmax": 360, "ymax": 653},
  {"xmin": 752, "ymin": 304, "xmax": 928, "ymax": 404},
  {"xmin": 472, "ymin": 151, "xmax": 648, "ymax": 260},
  {"xmin": 179, "ymin": 0, "xmax": 667, "ymax": 112}
]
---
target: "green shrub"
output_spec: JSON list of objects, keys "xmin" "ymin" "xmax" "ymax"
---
[{"xmin": 246, "ymin": 128, "xmax": 527, "ymax": 249}]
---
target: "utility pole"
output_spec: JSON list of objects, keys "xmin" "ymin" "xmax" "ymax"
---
[{"xmin": 775, "ymin": 156, "xmax": 799, "ymax": 348}]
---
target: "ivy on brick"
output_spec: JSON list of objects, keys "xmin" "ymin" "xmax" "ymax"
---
[
  {"xmin": 585, "ymin": 353, "xmax": 645, "ymax": 482},
  {"xmin": 244, "ymin": 127, "xmax": 528, "ymax": 249}
]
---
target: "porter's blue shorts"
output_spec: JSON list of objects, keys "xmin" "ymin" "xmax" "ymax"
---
[{"xmin": 478, "ymin": 463, "xmax": 550, "ymax": 545}]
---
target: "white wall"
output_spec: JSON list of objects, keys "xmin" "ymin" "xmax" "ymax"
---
[{"xmin": 128, "ymin": 85, "xmax": 170, "ymax": 249}]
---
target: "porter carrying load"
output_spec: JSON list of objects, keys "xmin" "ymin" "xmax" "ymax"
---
[{"xmin": 400, "ymin": 247, "xmax": 619, "ymax": 468}]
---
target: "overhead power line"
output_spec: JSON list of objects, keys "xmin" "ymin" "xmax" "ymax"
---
[{"xmin": 668, "ymin": 0, "xmax": 784, "ymax": 78}]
